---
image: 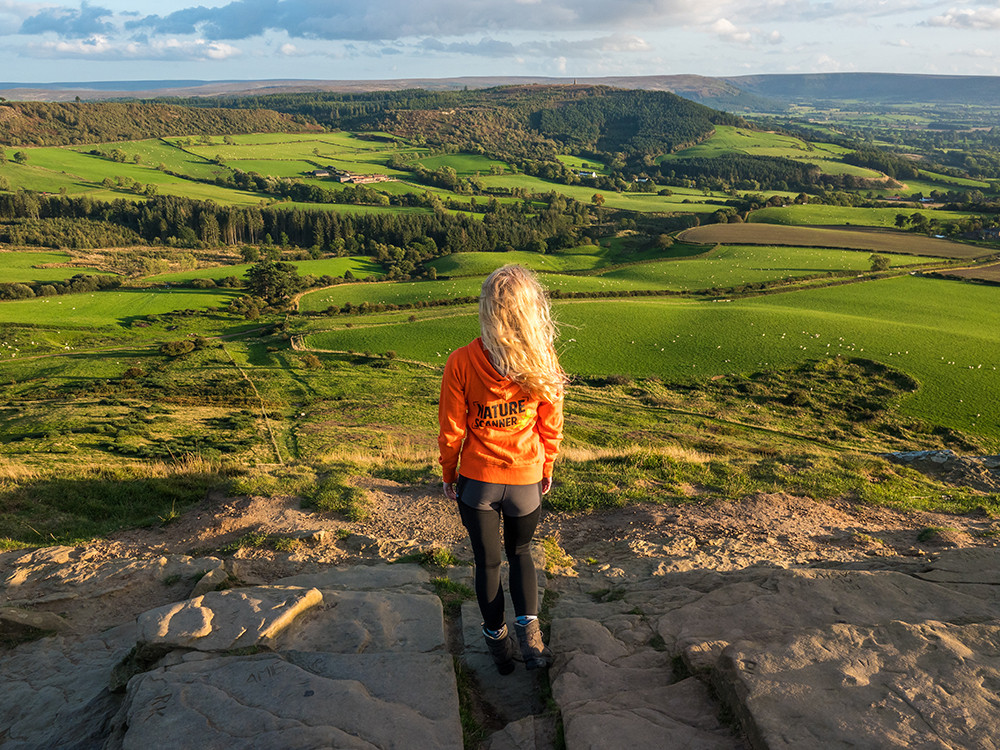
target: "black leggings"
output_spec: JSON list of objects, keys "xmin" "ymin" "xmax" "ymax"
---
[{"xmin": 456, "ymin": 482, "xmax": 541, "ymax": 631}]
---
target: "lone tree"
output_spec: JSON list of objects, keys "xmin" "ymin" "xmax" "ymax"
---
[
  {"xmin": 245, "ymin": 260, "xmax": 302, "ymax": 307},
  {"xmin": 869, "ymin": 253, "xmax": 891, "ymax": 272}
]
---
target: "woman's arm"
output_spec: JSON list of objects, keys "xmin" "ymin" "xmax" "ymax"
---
[
  {"xmin": 536, "ymin": 395, "xmax": 564, "ymax": 482},
  {"xmin": 438, "ymin": 353, "xmax": 467, "ymax": 486}
]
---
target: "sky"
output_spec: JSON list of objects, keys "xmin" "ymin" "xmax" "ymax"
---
[{"xmin": 2, "ymin": 0, "xmax": 1000, "ymax": 84}]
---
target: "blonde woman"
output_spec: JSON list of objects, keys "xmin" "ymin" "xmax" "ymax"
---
[{"xmin": 438, "ymin": 264, "xmax": 565, "ymax": 674}]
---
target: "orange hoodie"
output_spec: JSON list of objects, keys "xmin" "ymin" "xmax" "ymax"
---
[{"xmin": 438, "ymin": 338, "xmax": 563, "ymax": 485}]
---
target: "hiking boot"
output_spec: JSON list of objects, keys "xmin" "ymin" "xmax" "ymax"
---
[
  {"xmin": 515, "ymin": 619, "xmax": 553, "ymax": 670},
  {"xmin": 483, "ymin": 624, "xmax": 516, "ymax": 675}
]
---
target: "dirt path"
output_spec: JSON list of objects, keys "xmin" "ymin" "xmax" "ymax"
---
[
  {"xmin": 6, "ymin": 474, "xmax": 997, "ymax": 637},
  {"xmin": 88, "ymin": 478, "xmax": 999, "ymax": 579}
]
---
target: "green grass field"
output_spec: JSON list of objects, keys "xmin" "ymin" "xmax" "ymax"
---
[
  {"xmin": 750, "ymin": 204, "xmax": 974, "ymax": 228},
  {"xmin": 556, "ymin": 155, "xmax": 609, "ymax": 173},
  {"xmin": 476, "ymin": 173, "xmax": 726, "ymax": 213},
  {"xmin": 664, "ymin": 126, "xmax": 881, "ymax": 179},
  {"xmin": 915, "ymin": 170, "xmax": 991, "ymax": 189},
  {"xmin": 414, "ymin": 153, "xmax": 507, "ymax": 175},
  {"xmin": 2, "ymin": 145, "xmax": 267, "ymax": 205},
  {"xmin": 425, "ymin": 240, "xmax": 701, "ymax": 277},
  {"xmin": 76, "ymin": 139, "xmax": 225, "ymax": 180},
  {"xmin": 0, "ymin": 251, "xmax": 112, "ymax": 283},
  {"xmin": 303, "ymin": 276, "xmax": 1000, "ymax": 443},
  {"xmin": 669, "ymin": 126, "xmax": 817, "ymax": 158},
  {"xmin": 0, "ymin": 288, "xmax": 238, "ymax": 328}
]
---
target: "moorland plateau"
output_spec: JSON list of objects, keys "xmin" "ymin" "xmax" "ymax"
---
[{"xmin": 2, "ymin": 77, "xmax": 1000, "ymax": 748}]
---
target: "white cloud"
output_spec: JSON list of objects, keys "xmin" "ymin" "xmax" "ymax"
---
[
  {"xmin": 710, "ymin": 18, "xmax": 752, "ymax": 43},
  {"xmin": 27, "ymin": 33, "xmax": 241, "ymax": 59},
  {"xmin": 928, "ymin": 6, "xmax": 1000, "ymax": 29},
  {"xmin": 956, "ymin": 47, "xmax": 995, "ymax": 58},
  {"xmin": 812, "ymin": 53, "xmax": 858, "ymax": 72},
  {"xmin": 707, "ymin": 16, "xmax": 786, "ymax": 45}
]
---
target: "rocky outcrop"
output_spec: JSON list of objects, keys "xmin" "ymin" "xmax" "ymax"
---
[
  {"xmin": 548, "ymin": 548, "xmax": 1000, "ymax": 749},
  {"xmin": 2, "ymin": 544, "xmax": 1000, "ymax": 749},
  {"xmin": 883, "ymin": 450, "xmax": 1000, "ymax": 492},
  {"xmin": 1, "ymin": 562, "xmax": 462, "ymax": 750}
]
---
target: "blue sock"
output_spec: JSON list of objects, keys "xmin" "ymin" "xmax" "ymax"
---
[
  {"xmin": 515, "ymin": 615, "xmax": 537, "ymax": 627},
  {"xmin": 483, "ymin": 624, "xmax": 505, "ymax": 639}
]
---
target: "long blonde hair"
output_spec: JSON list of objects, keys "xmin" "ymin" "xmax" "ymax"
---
[{"xmin": 479, "ymin": 265, "xmax": 566, "ymax": 403}]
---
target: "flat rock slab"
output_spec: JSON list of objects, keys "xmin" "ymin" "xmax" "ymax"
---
[
  {"xmin": 649, "ymin": 567, "xmax": 1000, "ymax": 671},
  {"xmin": 272, "ymin": 589, "xmax": 445, "ymax": 653},
  {"xmin": 0, "ymin": 606, "xmax": 67, "ymax": 637},
  {"xmin": 274, "ymin": 563, "xmax": 429, "ymax": 591},
  {"xmin": 137, "ymin": 586, "xmax": 322, "ymax": 651},
  {"xmin": 0, "ymin": 623, "xmax": 135, "ymax": 749},
  {"xmin": 915, "ymin": 547, "xmax": 1000, "ymax": 584},
  {"xmin": 715, "ymin": 619, "xmax": 1000, "ymax": 750},
  {"xmin": 106, "ymin": 650, "xmax": 463, "ymax": 750},
  {"xmin": 2, "ymin": 547, "xmax": 224, "ymax": 606},
  {"xmin": 550, "ymin": 611, "xmax": 741, "ymax": 750}
]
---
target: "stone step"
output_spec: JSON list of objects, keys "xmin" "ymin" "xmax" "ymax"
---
[
  {"xmin": 104, "ymin": 650, "xmax": 463, "ymax": 750},
  {"xmin": 1, "ymin": 562, "xmax": 458, "ymax": 750},
  {"xmin": 549, "ymin": 601, "xmax": 743, "ymax": 750}
]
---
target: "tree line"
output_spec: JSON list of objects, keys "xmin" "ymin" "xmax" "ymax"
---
[{"xmin": 0, "ymin": 191, "xmax": 595, "ymax": 279}]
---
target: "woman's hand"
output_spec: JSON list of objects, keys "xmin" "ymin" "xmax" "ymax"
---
[
  {"xmin": 540, "ymin": 476, "xmax": 552, "ymax": 495},
  {"xmin": 443, "ymin": 481, "xmax": 458, "ymax": 501}
]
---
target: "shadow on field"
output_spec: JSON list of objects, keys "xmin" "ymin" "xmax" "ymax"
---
[{"xmin": 0, "ymin": 469, "xmax": 226, "ymax": 547}]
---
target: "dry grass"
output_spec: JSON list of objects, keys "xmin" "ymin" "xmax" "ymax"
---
[
  {"xmin": 560, "ymin": 444, "xmax": 711, "ymax": 465},
  {"xmin": 315, "ymin": 436, "xmax": 438, "ymax": 466}
]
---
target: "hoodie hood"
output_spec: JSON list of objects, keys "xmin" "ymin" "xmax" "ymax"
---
[{"xmin": 469, "ymin": 337, "xmax": 516, "ymax": 398}]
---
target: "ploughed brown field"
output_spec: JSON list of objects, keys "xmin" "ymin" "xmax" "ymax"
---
[
  {"xmin": 946, "ymin": 262, "xmax": 1000, "ymax": 282},
  {"xmin": 677, "ymin": 224, "xmax": 988, "ymax": 259}
]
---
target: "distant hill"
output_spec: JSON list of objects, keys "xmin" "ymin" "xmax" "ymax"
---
[
  {"xmin": 0, "ymin": 75, "xmax": 775, "ymax": 111},
  {"xmin": 725, "ymin": 73, "xmax": 1000, "ymax": 106},
  {"xmin": 4, "ymin": 72, "xmax": 1000, "ymax": 116}
]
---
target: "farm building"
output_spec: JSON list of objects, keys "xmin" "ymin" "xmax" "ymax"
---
[{"xmin": 305, "ymin": 167, "xmax": 395, "ymax": 184}]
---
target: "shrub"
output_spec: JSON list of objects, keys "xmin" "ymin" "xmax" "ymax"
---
[{"xmin": 161, "ymin": 340, "xmax": 196, "ymax": 357}]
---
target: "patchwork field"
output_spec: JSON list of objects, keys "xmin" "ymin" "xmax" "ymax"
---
[
  {"xmin": 677, "ymin": 224, "xmax": 989, "ymax": 258},
  {"xmin": 302, "ymin": 243, "xmax": 937, "ymax": 309}
]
